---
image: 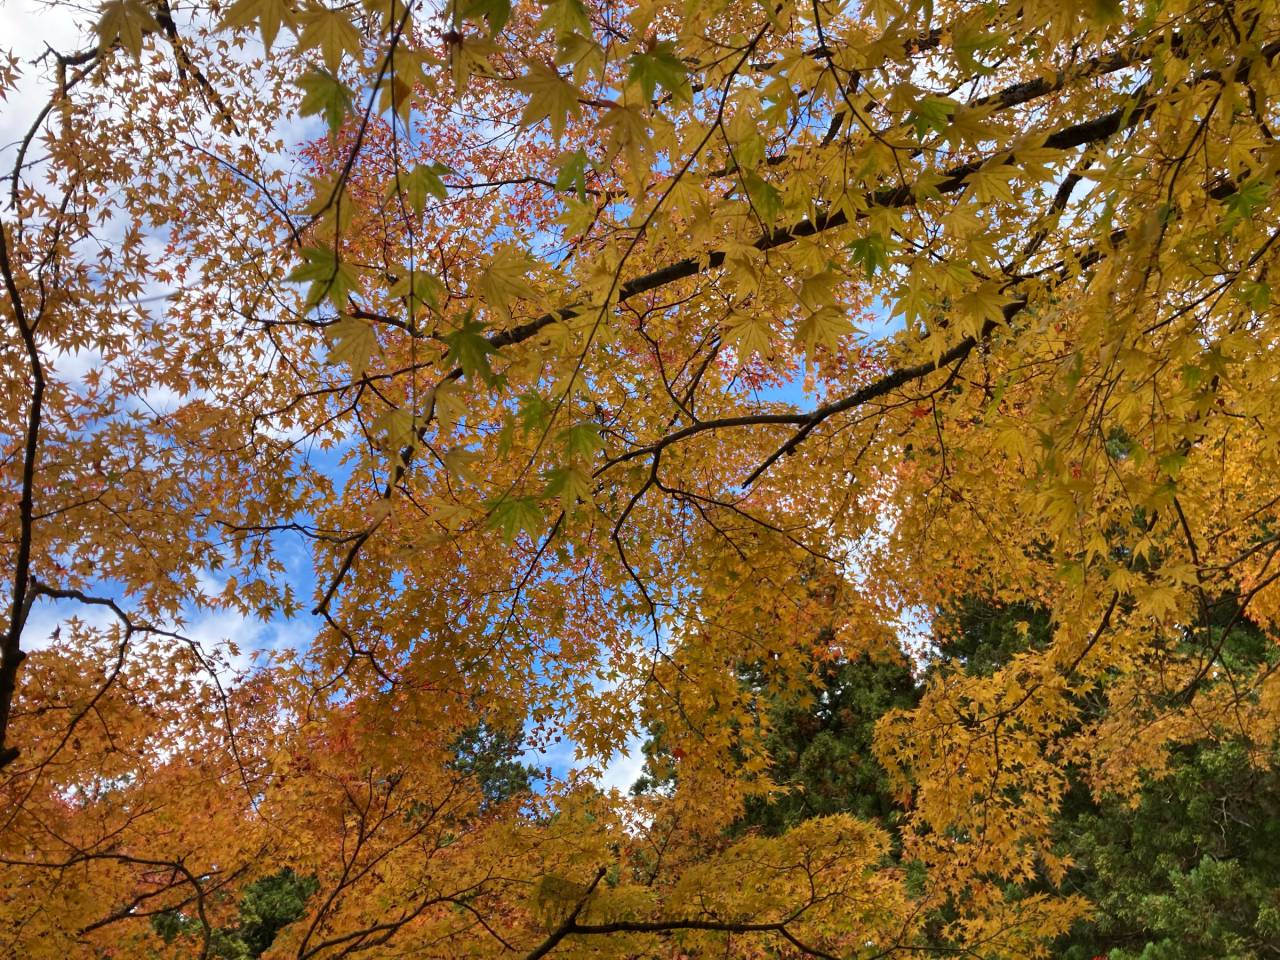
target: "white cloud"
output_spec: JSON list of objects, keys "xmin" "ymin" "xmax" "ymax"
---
[
  {"xmin": 21, "ymin": 568, "xmax": 315, "ymax": 689},
  {"xmin": 0, "ymin": 0, "xmax": 88, "ymax": 159},
  {"xmin": 21, "ymin": 594, "xmax": 119, "ymax": 652},
  {"xmin": 596, "ymin": 736, "xmax": 645, "ymax": 795},
  {"xmin": 50, "ymin": 346, "xmax": 104, "ymax": 385}
]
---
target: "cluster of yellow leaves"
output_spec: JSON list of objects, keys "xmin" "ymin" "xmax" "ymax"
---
[{"xmin": 2, "ymin": 0, "xmax": 1280, "ymax": 954}]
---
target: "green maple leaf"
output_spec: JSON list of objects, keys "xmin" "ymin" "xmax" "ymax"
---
[
  {"xmin": 741, "ymin": 169, "xmax": 782, "ymax": 223},
  {"xmin": 952, "ymin": 24, "xmax": 1001, "ymax": 75},
  {"xmin": 513, "ymin": 63, "xmax": 581, "ymax": 140},
  {"xmin": 388, "ymin": 267, "xmax": 444, "ymax": 317},
  {"xmin": 543, "ymin": 466, "xmax": 592, "ymax": 512},
  {"xmin": 849, "ymin": 233, "xmax": 890, "ymax": 277},
  {"xmin": 1221, "ymin": 178, "xmax": 1269, "ymax": 233},
  {"xmin": 396, "ymin": 162, "xmax": 451, "ymax": 216},
  {"xmin": 477, "ymin": 246, "xmax": 538, "ymax": 315},
  {"xmin": 297, "ymin": 69, "xmax": 354, "ymax": 134},
  {"xmin": 538, "ymin": 0, "xmax": 589, "ymax": 36},
  {"xmin": 518, "ymin": 392, "xmax": 551, "ymax": 432},
  {"xmin": 723, "ymin": 313, "xmax": 773, "ymax": 359},
  {"xmin": 1236, "ymin": 280, "xmax": 1270, "ymax": 311},
  {"xmin": 486, "ymin": 496, "xmax": 545, "ymax": 542},
  {"xmin": 443, "ymin": 313, "xmax": 497, "ymax": 382},
  {"xmin": 908, "ymin": 96, "xmax": 957, "ymax": 138},
  {"xmin": 374, "ymin": 407, "xmax": 415, "ymax": 450},
  {"xmin": 459, "ymin": 0, "xmax": 511, "ymax": 34},
  {"xmin": 326, "ymin": 316, "xmax": 376, "ymax": 374},
  {"xmin": 558, "ymin": 421, "xmax": 603, "ymax": 459},
  {"xmin": 956, "ymin": 283, "xmax": 1015, "ymax": 330},
  {"xmin": 296, "ymin": 5, "xmax": 361, "ymax": 73},
  {"xmin": 627, "ymin": 42, "xmax": 691, "ymax": 103},
  {"xmin": 600, "ymin": 103, "xmax": 649, "ymax": 169},
  {"xmin": 555, "ymin": 149, "xmax": 588, "ymax": 200},
  {"xmin": 287, "ymin": 246, "xmax": 361, "ymax": 309},
  {"xmin": 96, "ymin": 0, "xmax": 160, "ymax": 57},
  {"xmin": 221, "ymin": 0, "xmax": 296, "ymax": 51},
  {"xmin": 795, "ymin": 306, "xmax": 852, "ymax": 354},
  {"xmin": 1089, "ymin": 0, "xmax": 1123, "ymax": 23}
]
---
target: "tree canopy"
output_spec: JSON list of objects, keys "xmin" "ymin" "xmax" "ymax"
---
[
  {"xmin": 1, "ymin": 0, "xmax": 1279, "ymax": 954},
  {"xmin": 630, "ymin": 598, "xmax": 1280, "ymax": 957}
]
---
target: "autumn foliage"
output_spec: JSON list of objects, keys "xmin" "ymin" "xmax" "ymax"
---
[{"xmin": 1, "ymin": 0, "xmax": 1279, "ymax": 954}]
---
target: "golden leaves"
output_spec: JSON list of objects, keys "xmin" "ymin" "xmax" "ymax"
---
[
  {"xmin": 954, "ymin": 282, "xmax": 1014, "ymax": 333},
  {"xmin": 795, "ymin": 305, "xmax": 853, "ymax": 354},
  {"xmin": 11, "ymin": 0, "xmax": 1280, "ymax": 957},
  {"xmin": 723, "ymin": 311, "xmax": 773, "ymax": 358},
  {"xmin": 96, "ymin": 0, "xmax": 159, "ymax": 57}
]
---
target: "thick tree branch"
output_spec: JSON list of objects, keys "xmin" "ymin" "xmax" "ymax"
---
[
  {"xmin": 0, "ymin": 221, "xmax": 43, "ymax": 771},
  {"xmin": 524, "ymin": 890, "xmax": 839, "ymax": 960}
]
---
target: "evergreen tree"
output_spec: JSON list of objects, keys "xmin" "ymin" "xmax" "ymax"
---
[
  {"xmin": 449, "ymin": 721, "xmax": 538, "ymax": 810},
  {"xmin": 153, "ymin": 869, "xmax": 318, "ymax": 959},
  {"xmin": 670, "ymin": 596, "xmax": 1280, "ymax": 959},
  {"xmin": 1057, "ymin": 741, "xmax": 1280, "ymax": 960},
  {"xmin": 734, "ymin": 654, "xmax": 919, "ymax": 836}
]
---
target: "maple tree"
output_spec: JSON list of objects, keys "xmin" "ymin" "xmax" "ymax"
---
[
  {"xmin": 2, "ymin": 0, "xmax": 1280, "ymax": 953},
  {"xmin": 639, "ymin": 598, "xmax": 1280, "ymax": 956}
]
